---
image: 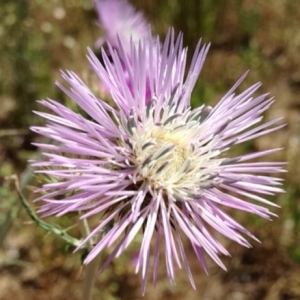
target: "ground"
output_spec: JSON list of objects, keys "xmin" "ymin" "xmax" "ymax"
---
[{"xmin": 0, "ymin": 1, "xmax": 300, "ymax": 299}]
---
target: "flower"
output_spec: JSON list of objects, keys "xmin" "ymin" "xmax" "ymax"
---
[
  {"xmin": 31, "ymin": 30, "xmax": 284, "ymax": 293},
  {"xmin": 94, "ymin": 0, "xmax": 150, "ymax": 53},
  {"xmin": 94, "ymin": 0, "xmax": 155, "ymax": 100}
]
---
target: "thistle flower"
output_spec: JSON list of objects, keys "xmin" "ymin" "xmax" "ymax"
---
[
  {"xmin": 94, "ymin": 0, "xmax": 154, "ymax": 99},
  {"xmin": 94, "ymin": 0, "xmax": 150, "ymax": 53},
  {"xmin": 31, "ymin": 31, "xmax": 284, "ymax": 293}
]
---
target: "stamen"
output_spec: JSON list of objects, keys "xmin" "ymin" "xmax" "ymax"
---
[
  {"xmin": 179, "ymin": 159, "xmax": 191, "ymax": 174},
  {"xmin": 220, "ymin": 157, "xmax": 240, "ymax": 165},
  {"xmin": 156, "ymin": 161, "xmax": 169, "ymax": 174},
  {"xmin": 142, "ymin": 141, "xmax": 156, "ymax": 150},
  {"xmin": 146, "ymin": 97, "xmax": 156, "ymax": 118},
  {"xmin": 151, "ymin": 144, "xmax": 174, "ymax": 162},
  {"xmin": 159, "ymin": 107, "xmax": 164, "ymax": 121},
  {"xmin": 215, "ymin": 117, "xmax": 233, "ymax": 135},
  {"xmin": 167, "ymin": 84, "xmax": 180, "ymax": 106},
  {"xmin": 141, "ymin": 154, "xmax": 153, "ymax": 168},
  {"xmin": 201, "ymin": 106, "xmax": 212, "ymax": 120},
  {"xmin": 163, "ymin": 113, "xmax": 182, "ymax": 125},
  {"xmin": 127, "ymin": 116, "xmax": 137, "ymax": 135},
  {"xmin": 171, "ymin": 124, "xmax": 185, "ymax": 132}
]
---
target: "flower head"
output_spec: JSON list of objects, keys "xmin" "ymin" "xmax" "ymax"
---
[
  {"xmin": 31, "ymin": 30, "xmax": 284, "ymax": 293},
  {"xmin": 94, "ymin": 0, "xmax": 150, "ymax": 53}
]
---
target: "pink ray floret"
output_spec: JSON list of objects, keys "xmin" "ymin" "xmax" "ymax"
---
[{"xmin": 30, "ymin": 30, "xmax": 285, "ymax": 293}]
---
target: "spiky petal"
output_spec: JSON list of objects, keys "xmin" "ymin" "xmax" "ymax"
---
[{"xmin": 31, "ymin": 30, "xmax": 284, "ymax": 293}]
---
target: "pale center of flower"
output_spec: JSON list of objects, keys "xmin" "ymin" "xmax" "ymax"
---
[
  {"xmin": 134, "ymin": 125, "xmax": 194, "ymax": 189},
  {"xmin": 126, "ymin": 105, "xmax": 222, "ymax": 199},
  {"xmin": 149, "ymin": 127, "xmax": 190, "ymax": 171}
]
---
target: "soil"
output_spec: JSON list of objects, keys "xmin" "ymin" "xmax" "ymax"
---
[{"xmin": 0, "ymin": 1, "xmax": 300, "ymax": 300}]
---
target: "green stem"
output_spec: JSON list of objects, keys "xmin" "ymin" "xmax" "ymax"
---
[
  {"xmin": 82, "ymin": 254, "xmax": 102, "ymax": 300},
  {"xmin": 5, "ymin": 175, "xmax": 81, "ymax": 247},
  {"xmin": 79, "ymin": 216, "xmax": 101, "ymax": 300}
]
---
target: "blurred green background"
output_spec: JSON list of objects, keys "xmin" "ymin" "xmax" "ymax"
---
[{"xmin": 0, "ymin": 0, "xmax": 299, "ymax": 299}]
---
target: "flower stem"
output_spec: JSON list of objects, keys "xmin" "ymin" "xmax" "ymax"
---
[
  {"xmin": 80, "ymin": 217, "xmax": 101, "ymax": 300},
  {"xmin": 82, "ymin": 254, "xmax": 102, "ymax": 300}
]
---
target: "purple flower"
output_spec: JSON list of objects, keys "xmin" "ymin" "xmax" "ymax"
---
[
  {"xmin": 31, "ymin": 31, "xmax": 284, "ymax": 293},
  {"xmin": 94, "ymin": 0, "xmax": 155, "ymax": 101},
  {"xmin": 94, "ymin": 0, "xmax": 150, "ymax": 53}
]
